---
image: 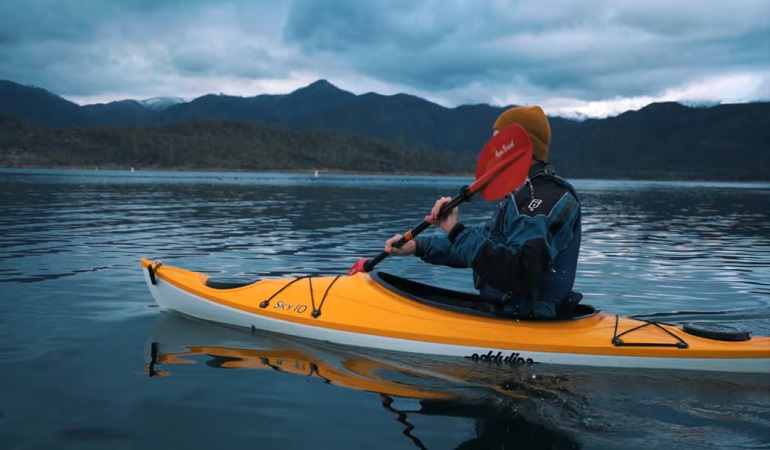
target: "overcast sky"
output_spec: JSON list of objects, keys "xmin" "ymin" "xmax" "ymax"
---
[{"xmin": 0, "ymin": 0, "xmax": 767, "ymax": 118}]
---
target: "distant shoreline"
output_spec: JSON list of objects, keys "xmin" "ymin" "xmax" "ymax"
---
[
  {"xmin": 0, "ymin": 164, "xmax": 475, "ymax": 177},
  {"xmin": 3, "ymin": 165, "xmax": 769, "ymax": 184}
]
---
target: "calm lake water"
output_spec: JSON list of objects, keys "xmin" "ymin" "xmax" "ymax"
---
[{"xmin": 1, "ymin": 168, "xmax": 769, "ymax": 450}]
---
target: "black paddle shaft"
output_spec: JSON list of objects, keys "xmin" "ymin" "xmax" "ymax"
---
[{"xmin": 363, "ymin": 185, "xmax": 472, "ymax": 272}]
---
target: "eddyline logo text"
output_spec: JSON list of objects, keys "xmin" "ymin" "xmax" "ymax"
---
[{"xmin": 465, "ymin": 351, "xmax": 534, "ymax": 366}]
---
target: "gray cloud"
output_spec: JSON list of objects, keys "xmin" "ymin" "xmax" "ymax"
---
[
  {"xmin": 281, "ymin": 0, "xmax": 769, "ymax": 109},
  {"xmin": 0, "ymin": 0, "xmax": 766, "ymax": 116}
]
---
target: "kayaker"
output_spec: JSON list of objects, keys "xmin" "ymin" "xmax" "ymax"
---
[{"xmin": 385, "ymin": 106, "xmax": 582, "ymax": 318}]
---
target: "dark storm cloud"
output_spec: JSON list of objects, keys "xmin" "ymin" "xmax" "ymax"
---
[
  {"xmin": 0, "ymin": 0, "xmax": 766, "ymax": 116},
  {"xmin": 284, "ymin": 0, "xmax": 769, "ymax": 102},
  {"xmin": 0, "ymin": 0, "xmax": 292, "ymax": 97},
  {"xmin": 283, "ymin": 0, "xmax": 512, "ymax": 89}
]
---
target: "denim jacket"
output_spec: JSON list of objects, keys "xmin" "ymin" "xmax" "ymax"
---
[{"xmin": 414, "ymin": 162, "xmax": 581, "ymax": 316}]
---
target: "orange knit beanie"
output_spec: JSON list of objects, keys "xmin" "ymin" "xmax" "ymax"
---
[{"xmin": 493, "ymin": 106, "xmax": 551, "ymax": 162}]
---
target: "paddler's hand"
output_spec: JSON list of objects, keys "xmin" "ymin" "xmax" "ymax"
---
[
  {"xmin": 426, "ymin": 196, "xmax": 459, "ymax": 234},
  {"xmin": 385, "ymin": 234, "xmax": 417, "ymax": 256}
]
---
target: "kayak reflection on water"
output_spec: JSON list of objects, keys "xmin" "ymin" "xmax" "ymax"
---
[
  {"xmin": 145, "ymin": 313, "xmax": 770, "ymax": 449},
  {"xmin": 145, "ymin": 313, "xmax": 585, "ymax": 449}
]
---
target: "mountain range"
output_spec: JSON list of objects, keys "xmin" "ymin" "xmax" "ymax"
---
[{"xmin": 0, "ymin": 79, "xmax": 768, "ymax": 180}]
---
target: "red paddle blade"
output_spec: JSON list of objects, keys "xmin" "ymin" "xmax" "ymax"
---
[
  {"xmin": 348, "ymin": 257, "xmax": 368, "ymax": 276},
  {"xmin": 472, "ymin": 124, "xmax": 533, "ymax": 201}
]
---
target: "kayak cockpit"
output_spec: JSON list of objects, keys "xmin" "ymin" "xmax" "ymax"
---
[{"xmin": 370, "ymin": 271, "xmax": 598, "ymax": 321}]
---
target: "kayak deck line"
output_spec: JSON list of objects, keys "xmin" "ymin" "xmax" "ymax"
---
[
  {"xmin": 254, "ymin": 274, "xmax": 342, "ymax": 318},
  {"xmin": 611, "ymin": 316, "xmax": 688, "ymax": 349},
  {"xmin": 140, "ymin": 259, "xmax": 770, "ymax": 373}
]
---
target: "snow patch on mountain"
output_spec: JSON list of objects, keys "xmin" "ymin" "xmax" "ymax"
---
[{"xmin": 139, "ymin": 97, "xmax": 185, "ymax": 110}]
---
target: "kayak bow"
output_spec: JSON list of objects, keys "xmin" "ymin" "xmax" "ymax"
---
[{"xmin": 140, "ymin": 259, "xmax": 770, "ymax": 373}]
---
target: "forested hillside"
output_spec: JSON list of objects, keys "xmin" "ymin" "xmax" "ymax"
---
[{"xmin": 1, "ymin": 79, "xmax": 768, "ymax": 180}]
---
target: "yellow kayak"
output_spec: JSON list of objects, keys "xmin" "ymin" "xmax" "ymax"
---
[{"xmin": 140, "ymin": 259, "xmax": 770, "ymax": 373}]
